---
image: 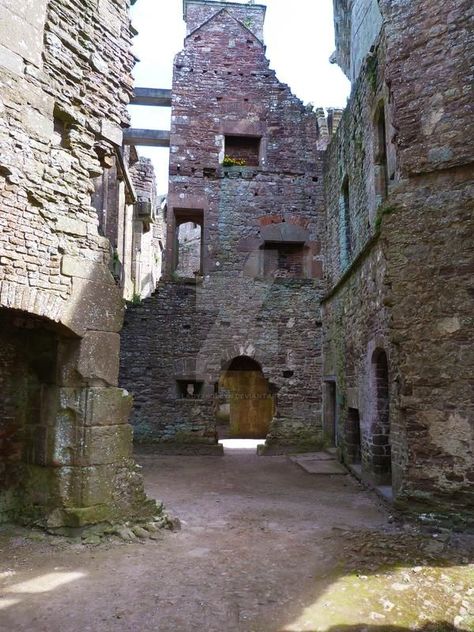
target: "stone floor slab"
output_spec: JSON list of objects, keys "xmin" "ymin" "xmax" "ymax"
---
[{"xmin": 290, "ymin": 455, "xmax": 348, "ymax": 474}]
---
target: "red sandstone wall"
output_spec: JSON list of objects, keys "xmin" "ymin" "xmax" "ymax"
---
[{"xmin": 121, "ymin": 4, "xmax": 328, "ymax": 450}]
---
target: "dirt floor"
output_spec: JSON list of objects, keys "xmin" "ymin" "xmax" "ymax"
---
[{"xmin": 0, "ymin": 443, "xmax": 473, "ymax": 632}]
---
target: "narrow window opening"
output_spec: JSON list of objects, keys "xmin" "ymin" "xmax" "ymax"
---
[
  {"xmin": 374, "ymin": 103, "xmax": 389, "ymax": 203},
  {"xmin": 339, "ymin": 175, "xmax": 351, "ymax": 268},
  {"xmin": 53, "ymin": 117, "xmax": 70, "ymax": 149}
]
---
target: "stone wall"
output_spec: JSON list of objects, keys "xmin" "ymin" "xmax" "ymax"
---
[
  {"xmin": 323, "ymin": 0, "xmax": 474, "ymax": 522},
  {"xmin": 184, "ymin": 0, "xmax": 266, "ymax": 41},
  {"xmin": 121, "ymin": 275, "xmax": 324, "ymax": 451},
  {"xmin": 129, "ymin": 157, "xmax": 163, "ymax": 299},
  {"xmin": 0, "ymin": 0, "xmax": 155, "ymax": 528},
  {"xmin": 120, "ymin": 0, "xmax": 328, "ymax": 453},
  {"xmin": 332, "ymin": 0, "xmax": 383, "ymax": 82}
]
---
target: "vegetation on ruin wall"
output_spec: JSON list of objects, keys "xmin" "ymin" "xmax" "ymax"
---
[
  {"xmin": 366, "ymin": 53, "xmax": 379, "ymax": 94},
  {"xmin": 374, "ymin": 203, "xmax": 397, "ymax": 232},
  {"xmin": 222, "ymin": 155, "xmax": 247, "ymax": 167}
]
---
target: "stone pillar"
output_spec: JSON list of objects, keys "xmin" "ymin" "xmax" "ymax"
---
[{"xmin": 19, "ymin": 334, "xmax": 156, "ymax": 531}]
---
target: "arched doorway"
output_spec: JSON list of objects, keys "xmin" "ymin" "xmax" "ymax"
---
[
  {"xmin": 370, "ymin": 348, "xmax": 391, "ymax": 485},
  {"xmin": 216, "ymin": 356, "xmax": 274, "ymax": 439}
]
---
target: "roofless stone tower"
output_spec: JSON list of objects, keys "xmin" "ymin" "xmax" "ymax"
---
[{"xmin": 120, "ymin": 0, "xmax": 333, "ymax": 453}]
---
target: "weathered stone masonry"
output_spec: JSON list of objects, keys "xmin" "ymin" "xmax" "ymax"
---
[
  {"xmin": 120, "ymin": 0, "xmax": 473, "ymax": 522},
  {"xmin": 120, "ymin": 0, "xmax": 330, "ymax": 453},
  {"xmin": 0, "ymin": 0, "xmax": 156, "ymax": 528},
  {"xmin": 323, "ymin": 0, "xmax": 474, "ymax": 521}
]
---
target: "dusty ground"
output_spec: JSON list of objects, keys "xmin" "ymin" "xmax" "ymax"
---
[{"xmin": 0, "ymin": 444, "xmax": 473, "ymax": 632}]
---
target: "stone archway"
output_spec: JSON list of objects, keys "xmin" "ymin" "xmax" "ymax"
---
[
  {"xmin": 217, "ymin": 356, "xmax": 274, "ymax": 439},
  {"xmin": 0, "ymin": 306, "xmax": 152, "ymax": 530}
]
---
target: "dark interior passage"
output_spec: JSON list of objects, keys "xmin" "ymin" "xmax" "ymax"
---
[{"xmin": 0, "ymin": 309, "xmax": 61, "ymax": 507}]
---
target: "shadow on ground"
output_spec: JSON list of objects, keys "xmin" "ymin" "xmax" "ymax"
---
[{"xmin": 0, "ymin": 451, "xmax": 472, "ymax": 631}]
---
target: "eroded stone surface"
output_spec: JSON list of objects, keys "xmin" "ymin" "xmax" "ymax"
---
[{"xmin": 0, "ymin": 0, "xmax": 155, "ymax": 529}]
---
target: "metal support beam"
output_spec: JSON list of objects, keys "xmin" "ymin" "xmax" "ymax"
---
[
  {"xmin": 123, "ymin": 129, "xmax": 170, "ymax": 148},
  {"xmin": 131, "ymin": 88, "xmax": 172, "ymax": 107}
]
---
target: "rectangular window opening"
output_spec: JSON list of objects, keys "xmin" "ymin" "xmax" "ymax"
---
[
  {"xmin": 173, "ymin": 208, "xmax": 204, "ymax": 278},
  {"xmin": 224, "ymin": 135, "xmax": 260, "ymax": 167},
  {"xmin": 176, "ymin": 380, "xmax": 204, "ymax": 399}
]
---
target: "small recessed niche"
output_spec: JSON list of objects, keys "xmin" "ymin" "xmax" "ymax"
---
[
  {"xmin": 176, "ymin": 380, "xmax": 204, "ymax": 399},
  {"xmin": 54, "ymin": 117, "xmax": 69, "ymax": 148},
  {"xmin": 283, "ymin": 370, "xmax": 294, "ymax": 378}
]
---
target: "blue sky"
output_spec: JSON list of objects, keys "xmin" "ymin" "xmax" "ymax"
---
[{"xmin": 129, "ymin": 0, "xmax": 351, "ymax": 192}]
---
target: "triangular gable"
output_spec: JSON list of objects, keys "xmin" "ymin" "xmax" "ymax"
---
[{"xmin": 186, "ymin": 8, "xmax": 264, "ymax": 47}]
